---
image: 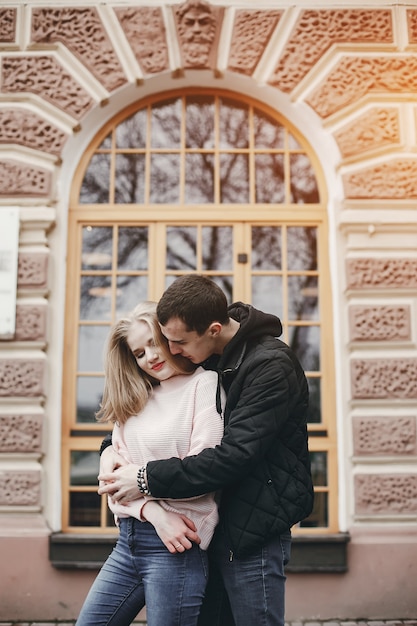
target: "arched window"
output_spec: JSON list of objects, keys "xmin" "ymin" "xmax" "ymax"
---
[{"xmin": 62, "ymin": 89, "xmax": 336, "ymax": 535}]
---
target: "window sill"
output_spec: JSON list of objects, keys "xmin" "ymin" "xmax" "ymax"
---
[{"xmin": 49, "ymin": 531, "xmax": 350, "ymax": 572}]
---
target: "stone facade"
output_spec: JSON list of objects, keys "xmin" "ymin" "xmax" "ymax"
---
[{"xmin": 0, "ymin": 0, "xmax": 417, "ymax": 622}]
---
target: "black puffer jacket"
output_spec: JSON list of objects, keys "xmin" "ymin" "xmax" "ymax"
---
[{"xmin": 147, "ymin": 303, "xmax": 314, "ymax": 557}]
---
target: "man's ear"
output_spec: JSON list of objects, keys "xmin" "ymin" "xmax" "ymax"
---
[{"xmin": 208, "ymin": 322, "xmax": 222, "ymax": 337}]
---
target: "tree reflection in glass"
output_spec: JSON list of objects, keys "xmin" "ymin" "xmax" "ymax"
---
[
  {"xmin": 202, "ymin": 226, "xmax": 232, "ymax": 270},
  {"xmin": 220, "ymin": 153, "xmax": 249, "ymax": 203},
  {"xmin": 290, "ymin": 153, "xmax": 319, "ymax": 204},
  {"xmin": 150, "ymin": 154, "xmax": 180, "ymax": 203},
  {"xmin": 115, "ymin": 154, "xmax": 145, "ymax": 204},
  {"xmin": 151, "ymin": 98, "xmax": 181, "ymax": 148},
  {"xmin": 79, "ymin": 153, "xmax": 111, "ymax": 204},
  {"xmin": 166, "ymin": 226, "xmax": 197, "ymax": 270},
  {"xmin": 185, "ymin": 153, "xmax": 214, "ymax": 203}
]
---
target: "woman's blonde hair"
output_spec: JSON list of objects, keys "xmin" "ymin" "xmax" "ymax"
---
[{"xmin": 96, "ymin": 301, "xmax": 195, "ymax": 425}]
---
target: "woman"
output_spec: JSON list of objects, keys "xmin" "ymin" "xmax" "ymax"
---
[{"xmin": 76, "ymin": 302, "xmax": 224, "ymax": 626}]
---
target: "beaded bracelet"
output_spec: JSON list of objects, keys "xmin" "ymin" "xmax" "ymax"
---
[{"xmin": 137, "ymin": 466, "xmax": 151, "ymax": 495}]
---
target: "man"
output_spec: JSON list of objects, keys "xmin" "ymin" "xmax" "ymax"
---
[{"xmin": 99, "ymin": 274, "xmax": 314, "ymax": 626}]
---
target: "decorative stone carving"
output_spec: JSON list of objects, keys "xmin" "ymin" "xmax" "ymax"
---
[
  {"xmin": 228, "ymin": 10, "xmax": 282, "ymax": 75},
  {"xmin": 0, "ymin": 470, "xmax": 41, "ymax": 506},
  {"xmin": 351, "ymin": 358, "xmax": 417, "ymax": 399},
  {"xmin": 0, "ymin": 414, "xmax": 43, "ymax": 452},
  {"xmin": 0, "ymin": 109, "xmax": 68, "ymax": 156},
  {"xmin": 173, "ymin": 0, "xmax": 224, "ymax": 70},
  {"xmin": 334, "ymin": 108, "xmax": 400, "ymax": 158},
  {"xmin": 15, "ymin": 304, "xmax": 47, "ymax": 342},
  {"xmin": 343, "ymin": 159, "xmax": 417, "ymax": 199},
  {"xmin": 353, "ymin": 416, "xmax": 416, "ymax": 455},
  {"xmin": 349, "ymin": 305, "xmax": 411, "ymax": 342},
  {"xmin": 115, "ymin": 7, "xmax": 169, "ymax": 74},
  {"xmin": 17, "ymin": 253, "xmax": 49, "ymax": 290},
  {"xmin": 307, "ymin": 56, "xmax": 417, "ymax": 118},
  {"xmin": 269, "ymin": 9, "xmax": 393, "ymax": 93},
  {"xmin": 0, "ymin": 359, "xmax": 45, "ymax": 397},
  {"xmin": 0, "ymin": 8, "xmax": 16, "ymax": 42},
  {"xmin": 347, "ymin": 258, "xmax": 417, "ymax": 289},
  {"xmin": 407, "ymin": 10, "xmax": 417, "ymax": 43},
  {"xmin": 31, "ymin": 8, "xmax": 127, "ymax": 92},
  {"xmin": 1, "ymin": 55, "xmax": 93, "ymax": 120},
  {"xmin": 355, "ymin": 473, "xmax": 417, "ymax": 515},
  {"xmin": 0, "ymin": 160, "xmax": 51, "ymax": 197}
]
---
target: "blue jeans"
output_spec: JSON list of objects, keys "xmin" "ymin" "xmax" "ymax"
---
[
  {"xmin": 76, "ymin": 518, "xmax": 209, "ymax": 626},
  {"xmin": 198, "ymin": 526, "xmax": 291, "ymax": 626}
]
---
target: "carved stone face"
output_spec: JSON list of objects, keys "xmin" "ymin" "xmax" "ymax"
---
[{"xmin": 181, "ymin": 7, "xmax": 215, "ymax": 44}]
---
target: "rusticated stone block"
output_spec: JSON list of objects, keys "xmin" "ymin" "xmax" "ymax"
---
[
  {"xmin": 0, "ymin": 414, "xmax": 43, "ymax": 452},
  {"xmin": 31, "ymin": 8, "xmax": 127, "ymax": 92},
  {"xmin": 355, "ymin": 473, "xmax": 417, "ymax": 515},
  {"xmin": 0, "ymin": 8, "xmax": 17, "ymax": 42},
  {"xmin": 17, "ymin": 253, "xmax": 48, "ymax": 291},
  {"xmin": 2, "ymin": 55, "xmax": 93, "ymax": 120},
  {"xmin": 15, "ymin": 303, "xmax": 47, "ymax": 342},
  {"xmin": 349, "ymin": 305, "xmax": 411, "ymax": 342},
  {"xmin": 115, "ymin": 7, "xmax": 169, "ymax": 74},
  {"xmin": 346, "ymin": 258, "xmax": 417, "ymax": 290},
  {"xmin": 0, "ymin": 109, "xmax": 68, "ymax": 156},
  {"xmin": 407, "ymin": 10, "xmax": 417, "ymax": 43},
  {"xmin": 228, "ymin": 10, "xmax": 282, "ymax": 75},
  {"xmin": 269, "ymin": 9, "xmax": 393, "ymax": 93},
  {"xmin": 173, "ymin": 0, "xmax": 224, "ymax": 70},
  {"xmin": 0, "ymin": 160, "xmax": 51, "ymax": 197},
  {"xmin": 334, "ymin": 108, "xmax": 400, "ymax": 158},
  {"xmin": 351, "ymin": 358, "xmax": 417, "ymax": 399},
  {"xmin": 0, "ymin": 359, "xmax": 46, "ymax": 397},
  {"xmin": 307, "ymin": 56, "xmax": 417, "ymax": 118},
  {"xmin": 0, "ymin": 470, "xmax": 41, "ymax": 506},
  {"xmin": 353, "ymin": 415, "xmax": 417, "ymax": 455},
  {"xmin": 343, "ymin": 159, "xmax": 417, "ymax": 199}
]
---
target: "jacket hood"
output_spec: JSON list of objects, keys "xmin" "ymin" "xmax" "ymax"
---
[{"xmin": 220, "ymin": 302, "xmax": 282, "ymax": 371}]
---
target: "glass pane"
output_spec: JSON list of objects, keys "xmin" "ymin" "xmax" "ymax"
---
[
  {"xmin": 118, "ymin": 227, "xmax": 148, "ymax": 270},
  {"xmin": 307, "ymin": 377, "xmax": 321, "ymax": 423},
  {"xmin": 255, "ymin": 154, "xmax": 285, "ymax": 203},
  {"xmin": 252, "ymin": 226, "xmax": 281, "ymax": 270},
  {"xmin": 202, "ymin": 226, "xmax": 233, "ymax": 270},
  {"xmin": 288, "ymin": 132, "xmax": 301, "ymax": 149},
  {"xmin": 78, "ymin": 325, "xmax": 109, "ymax": 371},
  {"xmin": 116, "ymin": 275, "xmax": 148, "ymax": 317},
  {"xmin": 151, "ymin": 98, "xmax": 181, "ymax": 148},
  {"xmin": 252, "ymin": 276, "xmax": 283, "ymax": 318},
  {"xmin": 212, "ymin": 276, "xmax": 233, "ymax": 304},
  {"xmin": 288, "ymin": 275, "xmax": 319, "ymax": 321},
  {"xmin": 115, "ymin": 154, "xmax": 145, "ymax": 203},
  {"xmin": 219, "ymin": 98, "xmax": 249, "ymax": 149},
  {"xmin": 254, "ymin": 110, "xmax": 285, "ymax": 149},
  {"xmin": 70, "ymin": 451, "xmax": 100, "ymax": 486},
  {"xmin": 76, "ymin": 376, "xmax": 104, "ymax": 423},
  {"xmin": 299, "ymin": 490, "xmax": 327, "ymax": 527},
  {"xmin": 79, "ymin": 153, "xmax": 110, "ymax": 204},
  {"xmin": 288, "ymin": 325, "xmax": 320, "ymax": 371},
  {"xmin": 150, "ymin": 154, "xmax": 180, "ymax": 203},
  {"xmin": 98, "ymin": 133, "xmax": 112, "ymax": 149},
  {"xmin": 290, "ymin": 153, "xmax": 319, "ymax": 204},
  {"xmin": 186, "ymin": 95, "xmax": 215, "ymax": 148},
  {"xmin": 69, "ymin": 491, "xmax": 101, "ymax": 526},
  {"xmin": 82, "ymin": 226, "xmax": 112, "ymax": 270},
  {"xmin": 287, "ymin": 227, "xmax": 317, "ymax": 271},
  {"xmin": 220, "ymin": 153, "xmax": 249, "ymax": 203},
  {"xmin": 310, "ymin": 451, "xmax": 327, "ymax": 486},
  {"xmin": 166, "ymin": 226, "xmax": 197, "ymax": 270},
  {"xmin": 115, "ymin": 109, "xmax": 147, "ymax": 148},
  {"xmin": 80, "ymin": 276, "xmax": 112, "ymax": 321},
  {"xmin": 185, "ymin": 153, "xmax": 214, "ymax": 203}
]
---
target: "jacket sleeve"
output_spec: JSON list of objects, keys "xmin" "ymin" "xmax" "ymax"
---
[{"xmin": 147, "ymin": 351, "xmax": 294, "ymax": 499}]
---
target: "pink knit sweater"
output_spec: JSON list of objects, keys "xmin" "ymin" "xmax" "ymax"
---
[{"xmin": 109, "ymin": 367, "xmax": 225, "ymax": 550}]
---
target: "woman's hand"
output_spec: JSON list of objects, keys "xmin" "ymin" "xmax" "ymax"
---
[
  {"xmin": 98, "ymin": 448, "xmax": 141, "ymax": 502},
  {"xmin": 142, "ymin": 501, "xmax": 201, "ymax": 554}
]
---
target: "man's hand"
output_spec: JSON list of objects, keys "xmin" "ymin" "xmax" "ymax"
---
[
  {"xmin": 98, "ymin": 447, "xmax": 141, "ymax": 502},
  {"xmin": 142, "ymin": 500, "xmax": 201, "ymax": 553}
]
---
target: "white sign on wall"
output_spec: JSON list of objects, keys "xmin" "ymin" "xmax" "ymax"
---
[{"xmin": 0, "ymin": 208, "xmax": 19, "ymax": 339}]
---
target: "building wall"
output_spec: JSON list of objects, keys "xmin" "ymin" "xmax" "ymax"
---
[{"xmin": 0, "ymin": 0, "xmax": 416, "ymax": 621}]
